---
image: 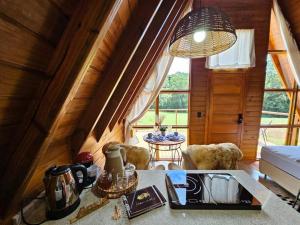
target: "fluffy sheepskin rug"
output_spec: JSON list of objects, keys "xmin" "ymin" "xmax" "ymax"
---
[
  {"xmin": 102, "ymin": 142, "xmax": 150, "ymax": 169},
  {"xmin": 186, "ymin": 143, "xmax": 243, "ymax": 170}
]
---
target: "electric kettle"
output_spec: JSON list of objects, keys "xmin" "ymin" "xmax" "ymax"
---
[{"xmin": 43, "ymin": 164, "xmax": 87, "ymax": 219}]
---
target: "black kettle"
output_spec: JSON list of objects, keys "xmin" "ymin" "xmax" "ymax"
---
[{"xmin": 43, "ymin": 164, "xmax": 87, "ymax": 220}]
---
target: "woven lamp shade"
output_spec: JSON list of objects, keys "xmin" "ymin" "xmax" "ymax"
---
[{"xmin": 169, "ymin": 7, "xmax": 237, "ymax": 58}]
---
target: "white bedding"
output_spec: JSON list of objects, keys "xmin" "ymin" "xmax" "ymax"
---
[{"xmin": 261, "ymin": 146, "xmax": 300, "ymax": 179}]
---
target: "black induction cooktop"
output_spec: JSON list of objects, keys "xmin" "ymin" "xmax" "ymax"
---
[{"xmin": 165, "ymin": 171, "xmax": 262, "ymax": 210}]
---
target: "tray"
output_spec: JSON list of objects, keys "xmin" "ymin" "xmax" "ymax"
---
[{"xmin": 95, "ymin": 171, "xmax": 138, "ymax": 199}]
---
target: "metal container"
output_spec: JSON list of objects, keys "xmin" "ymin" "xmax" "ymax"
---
[{"xmin": 43, "ymin": 164, "xmax": 87, "ymax": 220}]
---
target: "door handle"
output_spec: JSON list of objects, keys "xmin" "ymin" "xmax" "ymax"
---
[{"xmin": 238, "ymin": 114, "xmax": 243, "ymax": 124}]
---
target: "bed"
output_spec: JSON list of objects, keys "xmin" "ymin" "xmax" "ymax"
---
[{"xmin": 259, "ymin": 146, "xmax": 300, "ymax": 196}]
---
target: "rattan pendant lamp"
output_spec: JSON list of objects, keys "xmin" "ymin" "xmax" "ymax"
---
[{"xmin": 169, "ymin": 1, "xmax": 237, "ymax": 58}]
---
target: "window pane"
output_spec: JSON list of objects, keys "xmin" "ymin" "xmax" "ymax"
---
[
  {"xmin": 162, "ymin": 58, "xmax": 189, "ymax": 90},
  {"xmin": 264, "ymin": 55, "xmax": 284, "ymax": 89},
  {"xmin": 258, "ymin": 128, "xmax": 287, "ymax": 146},
  {"xmin": 261, "ymin": 91, "xmax": 290, "ymax": 125},
  {"xmin": 159, "ymin": 93, "xmax": 188, "ymax": 126},
  {"xmin": 136, "ymin": 103, "xmax": 155, "ymax": 125}
]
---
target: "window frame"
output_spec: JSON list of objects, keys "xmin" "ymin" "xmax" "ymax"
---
[
  {"xmin": 260, "ymin": 52, "xmax": 300, "ymax": 148},
  {"xmin": 133, "ymin": 89, "xmax": 190, "ymax": 130},
  {"xmin": 132, "ymin": 59, "xmax": 191, "ymax": 160}
]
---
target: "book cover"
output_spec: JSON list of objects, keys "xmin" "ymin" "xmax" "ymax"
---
[{"xmin": 122, "ymin": 185, "xmax": 166, "ymax": 219}]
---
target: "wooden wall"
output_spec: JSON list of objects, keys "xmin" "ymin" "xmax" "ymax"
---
[
  {"xmin": 23, "ymin": 0, "xmax": 134, "ymax": 199},
  {"xmin": 2, "ymin": 0, "xmax": 295, "ymax": 221},
  {"xmin": 80, "ymin": 124, "xmax": 125, "ymax": 169},
  {"xmin": 278, "ymin": 0, "xmax": 300, "ymax": 49},
  {"xmin": 189, "ymin": 0, "xmax": 272, "ymax": 160},
  {"xmin": 24, "ymin": 123, "xmax": 124, "ymax": 198},
  {"xmin": 189, "ymin": 58, "xmax": 209, "ymax": 144},
  {"xmin": 0, "ymin": 1, "xmax": 135, "ymax": 219},
  {"xmin": 0, "ymin": 0, "xmax": 78, "ymax": 179}
]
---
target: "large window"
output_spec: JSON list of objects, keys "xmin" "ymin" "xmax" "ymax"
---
[
  {"xmin": 258, "ymin": 54, "xmax": 300, "ymax": 158},
  {"xmin": 133, "ymin": 58, "xmax": 190, "ymax": 160}
]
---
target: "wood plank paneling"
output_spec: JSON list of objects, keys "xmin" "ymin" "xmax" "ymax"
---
[
  {"xmin": 0, "ymin": 1, "xmax": 77, "ymax": 193},
  {"xmin": 95, "ymin": 0, "xmax": 188, "ymax": 140},
  {"xmin": 0, "ymin": 17, "xmax": 54, "ymax": 71},
  {"xmin": 79, "ymin": 123, "xmax": 124, "ymax": 169},
  {"xmin": 0, "ymin": 0, "xmax": 68, "ymax": 45},
  {"xmin": 0, "ymin": 1, "xmax": 77, "ymax": 208},
  {"xmin": 23, "ymin": 140, "xmax": 72, "ymax": 199},
  {"xmin": 277, "ymin": 0, "xmax": 300, "ymax": 49},
  {"xmin": 189, "ymin": 58, "xmax": 209, "ymax": 144},
  {"xmin": 72, "ymin": 0, "xmax": 164, "ymax": 152},
  {"xmin": 51, "ymin": 0, "xmax": 79, "ymax": 17},
  {"xmin": 208, "ymin": 72, "xmax": 245, "ymax": 146},
  {"xmin": 0, "ymin": 0, "xmax": 134, "ymax": 222},
  {"xmin": 0, "ymin": 64, "xmax": 45, "ymax": 98},
  {"xmin": 3, "ymin": 0, "xmax": 124, "ymax": 217},
  {"xmin": 189, "ymin": 0, "xmax": 272, "ymax": 160},
  {"xmin": 18, "ymin": 1, "xmax": 134, "ymax": 220}
]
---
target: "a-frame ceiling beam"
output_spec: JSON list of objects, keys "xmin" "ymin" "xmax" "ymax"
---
[
  {"xmin": 107, "ymin": 0, "xmax": 188, "ymax": 132},
  {"xmin": 0, "ymin": 0, "xmax": 121, "ymax": 218},
  {"xmin": 96, "ymin": 0, "xmax": 187, "ymax": 139},
  {"xmin": 76, "ymin": 0, "xmax": 187, "ymax": 146},
  {"xmin": 71, "ymin": 0, "xmax": 165, "ymax": 152}
]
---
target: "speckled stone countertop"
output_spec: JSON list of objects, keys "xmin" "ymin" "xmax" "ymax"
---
[{"xmin": 22, "ymin": 170, "xmax": 300, "ymax": 225}]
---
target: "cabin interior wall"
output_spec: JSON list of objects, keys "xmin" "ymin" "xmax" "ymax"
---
[
  {"xmin": 189, "ymin": 0, "xmax": 272, "ymax": 160},
  {"xmin": 22, "ymin": 0, "xmax": 133, "ymax": 202},
  {"xmin": 80, "ymin": 123, "xmax": 125, "ymax": 169},
  {"xmin": 0, "ymin": 0, "xmax": 78, "ymax": 200},
  {"xmin": 0, "ymin": 0, "xmax": 134, "ymax": 220},
  {"xmin": 3, "ymin": 0, "xmax": 300, "ymax": 222},
  {"xmin": 277, "ymin": 0, "xmax": 300, "ymax": 49}
]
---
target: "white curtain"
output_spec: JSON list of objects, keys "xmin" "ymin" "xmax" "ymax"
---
[
  {"xmin": 273, "ymin": 0, "xmax": 300, "ymax": 86},
  {"xmin": 124, "ymin": 47, "xmax": 173, "ymax": 144},
  {"xmin": 206, "ymin": 29, "xmax": 255, "ymax": 69}
]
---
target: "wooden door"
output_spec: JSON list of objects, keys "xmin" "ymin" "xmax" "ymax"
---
[{"xmin": 207, "ymin": 72, "xmax": 246, "ymax": 146}]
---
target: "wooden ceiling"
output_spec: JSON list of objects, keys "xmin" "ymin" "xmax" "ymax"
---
[
  {"xmin": 277, "ymin": 0, "xmax": 300, "ymax": 49},
  {"xmin": 0, "ymin": 0, "xmax": 299, "ymax": 222},
  {"xmin": 0, "ymin": 0, "xmax": 188, "ymax": 221}
]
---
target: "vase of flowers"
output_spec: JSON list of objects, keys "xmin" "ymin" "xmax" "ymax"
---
[
  {"xmin": 159, "ymin": 126, "xmax": 167, "ymax": 136},
  {"xmin": 155, "ymin": 115, "xmax": 167, "ymax": 136}
]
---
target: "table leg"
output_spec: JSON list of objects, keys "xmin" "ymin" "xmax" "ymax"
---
[
  {"xmin": 293, "ymin": 189, "xmax": 300, "ymax": 208},
  {"xmin": 178, "ymin": 145, "xmax": 182, "ymax": 166},
  {"xmin": 149, "ymin": 143, "xmax": 156, "ymax": 167},
  {"xmin": 169, "ymin": 145, "xmax": 173, "ymax": 162},
  {"xmin": 175, "ymin": 144, "xmax": 181, "ymax": 165}
]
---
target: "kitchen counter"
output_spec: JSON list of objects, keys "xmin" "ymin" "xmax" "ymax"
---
[{"xmin": 21, "ymin": 170, "xmax": 300, "ymax": 225}]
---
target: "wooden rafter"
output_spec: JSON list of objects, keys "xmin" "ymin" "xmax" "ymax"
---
[
  {"xmin": 0, "ymin": 0, "xmax": 122, "ymax": 218},
  {"xmin": 108, "ymin": 0, "xmax": 189, "ymax": 131},
  {"xmin": 97, "ymin": 0, "xmax": 188, "ymax": 139},
  {"xmin": 71, "ymin": 0, "xmax": 176, "ymax": 152},
  {"xmin": 270, "ymin": 54, "xmax": 289, "ymax": 88},
  {"xmin": 268, "ymin": 49, "xmax": 287, "ymax": 54}
]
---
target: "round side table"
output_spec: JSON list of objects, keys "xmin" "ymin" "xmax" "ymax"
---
[{"xmin": 143, "ymin": 134, "xmax": 185, "ymax": 165}]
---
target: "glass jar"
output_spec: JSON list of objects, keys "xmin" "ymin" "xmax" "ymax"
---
[{"xmin": 97, "ymin": 170, "xmax": 112, "ymax": 190}]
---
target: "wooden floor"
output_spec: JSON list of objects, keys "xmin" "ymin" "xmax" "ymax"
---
[{"xmin": 153, "ymin": 160, "xmax": 296, "ymax": 199}]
